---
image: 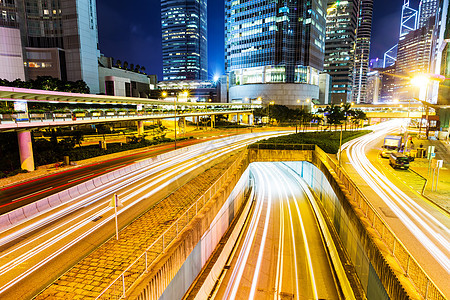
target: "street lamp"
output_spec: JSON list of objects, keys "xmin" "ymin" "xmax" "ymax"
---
[{"xmin": 268, "ymin": 101, "xmax": 275, "ymax": 125}]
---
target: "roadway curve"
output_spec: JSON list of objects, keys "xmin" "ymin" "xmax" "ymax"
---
[
  {"xmin": 342, "ymin": 121, "xmax": 450, "ymax": 297},
  {"xmin": 213, "ymin": 162, "xmax": 341, "ymax": 300},
  {"xmin": 0, "ymin": 134, "xmax": 236, "ymax": 214},
  {"xmin": 0, "ymin": 131, "xmax": 291, "ymax": 299}
]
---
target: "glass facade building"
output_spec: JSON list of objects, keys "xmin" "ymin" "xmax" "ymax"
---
[
  {"xmin": 324, "ymin": 0, "xmax": 359, "ymax": 103},
  {"xmin": 352, "ymin": 0, "xmax": 374, "ymax": 103},
  {"xmin": 0, "ymin": 0, "xmax": 100, "ymax": 93},
  {"xmin": 225, "ymin": 0, "xmax": 327, "ymax": 88},
  {"xmin": 161, "ymin": 0, "xmax": 208, "ymax": 81}
]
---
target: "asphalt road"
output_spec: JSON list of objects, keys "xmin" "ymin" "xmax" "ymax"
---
[
  {"xmin": 214, "ymin": 162, "xmax": 340, "ymax": 300},
  {"xmin": 0, "ymin": 131, "xmax": 291, "ymax": 300},
  {"xmin": 341, "ymin": 121, "xmax": 450, "ymax": 297},
  {"xmin": 0, "ymin": 136, "xmax": 217, "ymax": 215}
]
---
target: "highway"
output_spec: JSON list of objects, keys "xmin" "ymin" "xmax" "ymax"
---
[
  {"xmin": 0, "ymin": 131, "xmax": 290, "ymax": 299},
  {"xmin": 341, "ymin": 121, "xmax": 450, "ymax": 296},
  {"xmin": 0, "ymin": 133, "xmax": 233, "ymax": 214},
  {"xmin": 213, "ymin": 162, "xmax": 341, "ymax": 300}
]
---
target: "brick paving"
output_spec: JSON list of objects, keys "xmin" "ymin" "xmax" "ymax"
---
[
  {"xmin": 408, "ymin": 137, "xmax": 450, "ymax": 213},
  {"xmin": 34, "ymin": 151, "xmax": 241, "ymax": 299}
]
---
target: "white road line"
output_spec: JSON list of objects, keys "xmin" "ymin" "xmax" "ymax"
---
[{"xmin": 67, "ymin": 173, "xmax": 95, "ymax": 183}]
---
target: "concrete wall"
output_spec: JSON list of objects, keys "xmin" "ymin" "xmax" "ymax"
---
[
  {"xmin": 0, "ymin": 27, "xmax": 25, "ymax": 81},
  {"xmin": 229, "ymin": 83, "xmax": 319, "ymax": 107},
  {"xmin": 159, "ymin": 169, "xmax": 249, "ymax": 300}
]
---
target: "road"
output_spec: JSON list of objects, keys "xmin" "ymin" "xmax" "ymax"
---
[
  {"xmin": 0, "ymin": 131, "xmax": 291, "ymax": 299},
  {"xmin": 0, "ymin": 133, "xmax": 236, "ymax": 214},
  {"xmin": 213, "ymin": 162, "xmax": 341, "ymax": 300},
  {"xmin": 341, "ymin": 121, "xmax": 450, "ymax": 297}
]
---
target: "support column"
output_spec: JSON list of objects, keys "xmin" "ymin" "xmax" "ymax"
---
[
  {"xmin": 17, "ymin": 130, "xmax": 34, "ymax": 171},
  {"xmin": 242, "ymin": 113, "xmax": 249, "ymax": 125},
  {"xmin": 137, "ymin": 121, "xmax": 144, "ymax": 136},
  {"xmin": 228, "ymin": 114, "xmax": 234, "ymax": 122},
  {"xmin": 237, "ymin": 113, "xmax": 240, "ymax": 124},
  {"xmin": 211, "ymin": 115, "xmax": 215, "ymax": 128}
]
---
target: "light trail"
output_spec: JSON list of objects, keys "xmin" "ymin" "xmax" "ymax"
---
[
  {"xmin": 0, "ymin": 131, "xmax": 292, "ymax": 297},
  {"xmin": 216, "ymin": 162, "xmax": 338, "ymax": 300},
  {"xmin": 344, "ymin": 121, "xmax": 450, "ymax": 274}
]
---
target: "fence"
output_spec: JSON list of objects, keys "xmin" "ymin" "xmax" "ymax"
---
[
  {"xmin": 95, "ymin": 150, "xmax": 249, "ymax": 299},
  {"xmin": 314, "ymin": 146, "xmax": 446, "ymax": 300}
]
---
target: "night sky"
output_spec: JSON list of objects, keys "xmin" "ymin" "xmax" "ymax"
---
[{"xmin": 97, "ymin": 0, "xmax": 420, "ymax": 80}]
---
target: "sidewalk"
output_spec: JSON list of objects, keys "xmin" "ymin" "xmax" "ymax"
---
[{"xmin": 408, "ymin": 137, "xmax": 450, "ymax": 213}]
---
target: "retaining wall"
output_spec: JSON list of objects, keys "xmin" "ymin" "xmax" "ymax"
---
[{"xmin": 127, "ymin": 153, "xmax": 251, "ymax": 300}]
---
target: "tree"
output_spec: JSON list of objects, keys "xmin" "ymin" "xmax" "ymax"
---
[
  {"xmin": 324, "ymin": 104, "xmax": 344, "ymax": 131},
  {"xmin": 116, "ymin": 59, "xmax": 122, "ymax": 68},
  {"xmin": 140, "ymin": 66, "xmax": 146, "ymax": 74},
  {"xmin": 341, "ymin": 103, "xmax": 354, "ymax": 131},
  {"xmin": 135, "ymin": 64, "xmax": 141, "ymax": 72},
  {"xmin": 123, "ymin": 61, "xmax": 129, "ymax": 69},
  {"xmin": 130, "ymin": 64, "xmax": 134, "ymax": 71}
]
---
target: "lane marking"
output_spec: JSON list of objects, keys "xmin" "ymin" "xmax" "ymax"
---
[
  {"xmin": 11, "ymin": 187, "xmax": 53, "ymax": 202},
  {"xmin": 68, "ymin": 174, "xmax": 95, "ymax": 183}
]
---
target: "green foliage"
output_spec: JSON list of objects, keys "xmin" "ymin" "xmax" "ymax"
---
[
  {"xmin": 0, "ymin": 76, "xmax": 90, "ymax": 94},
  {"xmin": 254, "ymin": 130, "xmax": 371, "ymax": 154}
]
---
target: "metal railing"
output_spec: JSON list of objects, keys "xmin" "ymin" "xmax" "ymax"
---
[
  {"xmin": 314, "ymin": 146, "xmax": 446, "ymax": 300},
  {"xmin": 95, "ymin": 150, "xmax": 249, "ymax": 299}
]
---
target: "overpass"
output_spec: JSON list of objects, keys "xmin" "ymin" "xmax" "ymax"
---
[
  {"xmin": 315, "ymin": 102, "xmax": 435, "ymax": 121},
  {"xmin": 0, "ymin": 86, "xmax": 256, "ymax": 171}
]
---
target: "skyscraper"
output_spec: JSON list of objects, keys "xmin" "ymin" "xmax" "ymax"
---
[
  {"xmin": 324, "ymin": 0, "xmax": 359, "ymax": 103},
  {"xmin": 400, "ymin": 0, "xmax": 419, "ymax": 39},
  {"xmin": 418, "ymin": 0, "xmax": 439, "ymax": 28},
  {"xmin": 161, "ymin": 0, "xmax": 208, "ymax": 81},
  {"xmin": 352, "ymin": 0, "xmax": 374, "ymax": 103},
  {"xmin": 0, "ymin": 0, "xmax": 100, "ymax": 93},
  {"xmin": 395, "ymin": 18, "xmax": 434, "ymax": 100},
  {"xmin": 225, "ymin": 0, "xmax": 328, "ymax": 106}
]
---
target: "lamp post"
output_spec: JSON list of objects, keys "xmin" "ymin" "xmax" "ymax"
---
[{"xmin": 268, "ymin": 101, "xmax": 274, "ymax": 125}]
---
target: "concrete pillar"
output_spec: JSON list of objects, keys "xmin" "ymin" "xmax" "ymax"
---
[
  {"xmin": 17, "ymin": 130, "xmax": 34, "ymax": 171},
  {"xmin": 237, "ymin": 113, "xmax": 240, "ymax": 124},
  {"xmin": 228, "ymin": 114, "xmax": 234, "ymax": 122},
  {"xmin": 137, "ymin": 121, "xmax": 144, "ymax": 136},
  {"xmin": 211, "ymin": 115, "xmax": 215, "ymax": 128},
  {"xmin": 242, "ymin": 113, "xmax": 249, "ymax": 125}
]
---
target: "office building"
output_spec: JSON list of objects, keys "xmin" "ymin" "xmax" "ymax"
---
[
  {"xmin": 324, "ymin": 0, "xmax": 359, "ymax": 103},
  {"xmin": 0, "ymin": 0, "xmax": 100, "ymax": 93},
  {"xmin": 352, "ymin": 0, "xmax": 374, "ymax": 103},
  {"xmin": 98, "ymin": 56, "xmax": 155, "ymax": 98},
  {"xmin": 225, "ymin": 0, "xmax": 327, "ymax": 107},
  {"xmin": 379, "ymin": 64, "xmax": 396, "ymax": 102},
  {"xmin": 400, "ymin": 0, "xmax": 418, "ymax": 39},
  {"xmin": 395, "ymin": 18, "xmax": 434, "ymax": 100},
  {"xmin": 365, "ymin": 70, "xmax": 381, "ymax": 103},
  {"xmin": 418, "ymin": 0, "xmax": 439, "ymax": 28},
  {"xmin": 161, "ymin": 0, "xmax": 208, "ymax": 81},
  {"xmin": 0, "ymin": 0, "xmax": 25, "ymax": 81}
]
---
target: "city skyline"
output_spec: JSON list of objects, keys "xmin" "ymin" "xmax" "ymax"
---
[{"xmin": 97, "ymin": 0, "xmax": 416, "ymax": 80}]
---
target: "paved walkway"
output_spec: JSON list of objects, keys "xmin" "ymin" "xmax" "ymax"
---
[
  {"xmin": 35, "ymin": 152, "xmax": 240, "ymax": 299},
  {"xmin": 408, "ymin": 137, "xmax": 450, "ymax": 213}
]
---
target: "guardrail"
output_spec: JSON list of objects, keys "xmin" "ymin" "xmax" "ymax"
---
[
  {"xmin": 314, "ymin": 146, "xmax": 446, "ymax": 300},
  {"xmin": 95, "ymin": 150, "xmax": 249, "ymax": 299}
]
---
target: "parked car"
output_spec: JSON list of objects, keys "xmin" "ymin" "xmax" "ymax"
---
[
  {"xmin": 389, "ymin": 152, "xmax": 410, "ymax": 169},
  {"xmin": 380, "ymin": 145, "xmax": 398, "ymax": 158}
]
